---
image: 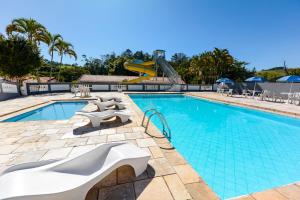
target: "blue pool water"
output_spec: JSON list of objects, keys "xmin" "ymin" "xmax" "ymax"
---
[
  {"xmin": 129, "ymin": 94, "xmax": 300, "ymax": 199},
  {"xmin": 3, "ymin": 101, "xmax": 87, "ymax": 122}
]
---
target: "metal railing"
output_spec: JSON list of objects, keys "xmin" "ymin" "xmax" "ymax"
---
[{"xmin": 141, "ymin": 108, "xmax": 171, "ymax": 140}]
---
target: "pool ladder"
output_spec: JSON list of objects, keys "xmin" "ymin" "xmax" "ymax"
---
[{"xmin": 141, "ymin": 108, "xmax": 171, "ymax": 141}]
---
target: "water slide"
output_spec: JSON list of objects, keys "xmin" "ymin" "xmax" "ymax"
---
[{"xmin": 123, "ymin": 60, "xmax": 157, "ymax": 83}]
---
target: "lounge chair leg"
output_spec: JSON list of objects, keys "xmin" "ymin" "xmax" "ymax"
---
[
  {"xmin": 118, "ymin": 115, "xmax": 129, "ymax": 123},
  {"xmin": 90, "ymin": 118, "xmax": 101, "ymax": 127}
]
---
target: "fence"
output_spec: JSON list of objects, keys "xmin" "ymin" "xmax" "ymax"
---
[
  {"xmin": 25, "ymin": 83, "xmax": 214, "ymax": 95},
  {"xmin": 0, "ymin": 81, "xmax": 20, "ymax": 101}
]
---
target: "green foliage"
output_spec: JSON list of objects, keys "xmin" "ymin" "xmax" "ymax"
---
[
  {"xmin": 0, "ymin": 36, "xmax": 41, "ymax": 80},
  {"xmin": 256, "ymin": 68, "xmax": 300, "ymax": 81},
  {"xmin": 59, "ymin": 66, "xmax": 89, "ymax": 82},
  {"xmin": 256, "ymin": 70, "xmax": 285, "ymax": 81}
]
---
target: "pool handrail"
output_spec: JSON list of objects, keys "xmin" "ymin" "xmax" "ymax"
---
[{"xmin": 141, "ymin": 108, "xmax": 171, "ymax": 140}]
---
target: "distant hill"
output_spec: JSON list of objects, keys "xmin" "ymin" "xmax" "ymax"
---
[
  {"xmin": 261, "ymin": 66, "xmax": 285, "ymax": 71},
  {"xmin": 257, "ymin": 67, "xmax": 300, "ymax": 81}
]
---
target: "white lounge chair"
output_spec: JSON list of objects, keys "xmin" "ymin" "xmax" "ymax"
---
[
  {"xmin": 76, "ymin": 110, "xmax": 130, "ymax": 127},
  {"xmin": 97, "ymin": 95, "xmax": 122, "ymax": 102},
  {"xmin": 0, "ymin": 142, "xmax": 150, "ymax": 200},
  {"xmin": 90, "ymin": 100, "xmax": 125, "ymax": 111}
]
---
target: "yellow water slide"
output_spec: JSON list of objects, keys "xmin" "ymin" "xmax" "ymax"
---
[{"xmin": 123, "ymin": 60, "xmax": 157, "ymax": 83}]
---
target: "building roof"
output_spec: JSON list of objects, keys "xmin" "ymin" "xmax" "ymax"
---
[{"xmin": 78, "ymin": 75, "xmax": 185, "ymax": 84}]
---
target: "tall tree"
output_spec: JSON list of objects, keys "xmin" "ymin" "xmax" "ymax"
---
[
  {"xmin": 0, "ymin": 36, "xmax": 41, "ymax": 85},
  {"xmin": 6, "ymin": 18, "xmax": 47, "ymax": 49},
  {"xmin": 53, "ymin": 39, "xmax": 77, "ymax": 81},
  {"xmin": 44, "ymin": 31, "xmax": 63, "ymax": 78}
]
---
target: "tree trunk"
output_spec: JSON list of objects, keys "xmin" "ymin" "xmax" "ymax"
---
[
  {"xmin": 49, "ymin": 51, "xmax": 54, "ymax": 79},
  {"xmin": 57, "ymin": 55, "xmax": 63, "ymax": 82}
]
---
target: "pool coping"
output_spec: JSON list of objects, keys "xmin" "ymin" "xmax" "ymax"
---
[
  {"xmin": 0, "ymin": 98, "xmax": 97, "ymax": 122},
  {"xmin": 128, "ymin": 92, "xmax": 300, "ymax": 200},
  {"xmin": 187, "ymin": 92, "xmax": 300, "ymax": 119}
]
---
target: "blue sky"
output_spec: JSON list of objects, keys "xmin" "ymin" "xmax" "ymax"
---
[{"xmin": 1, "ymin": 0, "xmax": 300, "ymax": 70}]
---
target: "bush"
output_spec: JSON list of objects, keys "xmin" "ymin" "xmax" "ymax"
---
[{"xmin": 0, "ymin": 36, "xmax": 41, "ymax": 82}]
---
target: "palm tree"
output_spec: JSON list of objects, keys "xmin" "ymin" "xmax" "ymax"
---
[
  {"xmin": 212, "ymin": 48, "xmax": 233, "ymax": 80},
  {"xmin": 0, "ymin": 33, "xmax": 5, "ymax": 41},
  {"xmin": 44, "ymin": 31, "xmax": 63, "ymax": 78},
  {"xmin": 54, "ymin": 39, "xmax": 77, "ymax": 81},
  {"xmin": 6, "ymin": 18, "xmax": 47, "ymax": 49}
]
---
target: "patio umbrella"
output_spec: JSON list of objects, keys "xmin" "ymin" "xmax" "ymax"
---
[
  {"xmin": 276, "ymin": 75, "xmax": 300, "ymax": 83},
  {"xmin": 216, "ymin": 78, "xmax": 234, "ymax": 84},
  {"xmin": 245, "ymin": 76, "xmax": 267, "ymax": 83},
  {"xmin": 277, "ymin": 75, "xmax": 300, "ymax": 93},
  {"xmin": 245, "ymin": 76, "xmax": 266, "ymax": 95}
]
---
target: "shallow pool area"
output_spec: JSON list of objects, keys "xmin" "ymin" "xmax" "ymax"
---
[
  {"xmin": 129, "ymin": 94, "xmax": 300, "ymax": 199},
  {"xmin": 3, "ymin": 101, "xmax": 87, "ymax": 122}
]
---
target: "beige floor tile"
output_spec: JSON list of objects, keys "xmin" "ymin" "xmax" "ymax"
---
[
  {"xmin": 0, "ymin": 154, "xmax": 16, "ymax": 164},
  {"xmin": 95, "ymin": 170, "xmax": 117, "ymax": 188},
  {"xmin": 41, "ymin": 129, "xmax": 59, "ymax": 135},
  {"xmin": 232, "ymin": 195, "xmax": 256, "ymax": 200},
  {"xmin": 44, "ymin": 140, "xmax": 66, "ymax": 149},
  {"xmin": 99, "ymin": 183, "xmax": 135, "ymax": 200},
  {"xmin": 164, "ymin": 151, "xmax": 187, "ymax": 166},
  {"xmin": 0, "ymin": 137, "xmax": 20, "ymax": 145},
  {"xmin": 147, "ymin": 158, "xmax": 175, "ymax": 177},
  {"xmin": 107, "ymin": 134, "xmax": 125, "ymax": 142},
  {"xmin": 252, "ymin": 189, "xmax": 288, "ymax": 200},
  {"xmin": 185, "ymin": 182, "xmax": 219, "ymax": 200},
  {"xmin": 0, "ymin": 144, "xmax": 21, "ymax": 154},
  {"xmin": 16, "ymin": 135, "xmax": 42, "ymax": 144},
  {"xmin": 125, "ymin": 132, "xmax": 145, "ymax": 140},
  {"xmin": 164, "ymin": 174, "xmax": 192, "ymax": 200},
  {"xmin": 134, "ymin": 177, "xmax": 173, "ymax": 200},
  {"xmin": 80, "ymin": 130, "xmax": 100, "ymax": 137},
  {"xmin": 9, "ymin": 150, "xmax": 47, "ymax": 165},
  {"xmin": 68, "ymin": 145, "xmax": 96, "ymax": 157},
  {"xmin": 87, "ymin": 135, "xmax": 107, "ymax": 145},
  {"xmin": 65, "ymin": 137, "xmax": 88, "ymax": 147},
  {"xmin": 132, "ymin": 127, "xmax": 145, "ymax": 132},
  {"xmin": 148, "ymin": 146, "xmax": 164, "ymax": 158},
  {"xmin": 41, "ymin": 147, "xmax": 72, "ymax": 160},
  {"xmin": 117, "ymin": 127, "xmax": 133, "ymax": 134},
  {"xmin": 174, "ymin": 164, "xmax": 201, "ymax": 184},
  {"xmin": 136, "ymin": 138, "xmax": 156, "ymax": 147},
  {"xmin": 276, "ymin": 184, "xmax": 300, "ymax": 200},
  {"xmin": 99, "ymin": 129, "xmax": 116, "ymax": 135}
]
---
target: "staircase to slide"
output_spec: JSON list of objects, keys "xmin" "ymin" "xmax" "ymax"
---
[{"xmin": 156, "ymin": 58, "xmax": 182, "ymax": 91}]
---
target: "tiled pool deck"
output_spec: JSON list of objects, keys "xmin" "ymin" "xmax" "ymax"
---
[{"xmin": 0, "ymin": 92, "xmax": 300, "ymax": 200}]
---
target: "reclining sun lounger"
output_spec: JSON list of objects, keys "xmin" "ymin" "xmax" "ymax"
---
[
  {"xmin": 90, "ymin": 100, "xmax": 125, "ymax": 111},
  {"xmin": 97, "ymin": 96, "xmax": 122, "ymax": 102},
  {"xmin": 76, "ymin": 110, "xmax": 130, "ymax": 127},
  {"xmin": 0, "ymin": 142, "xmax": 150, "ymax": 200}
]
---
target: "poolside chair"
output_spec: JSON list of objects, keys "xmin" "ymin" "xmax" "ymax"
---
[
  {"xmin": 0, "ymin": 142, "xmax": 150, "ymax": 200},
  {"xmin": 272, "ymin": 92, "xmax": 284, "ymax": 103},
  {"xmin": 226, "ymin": 89, "xmax": 234, "ymax": 97},
  {"xmin": 76, "ymin": 110, "xmax": 130, "ymax": 127},
  {"xmin": 241, "ymin": 89, "xmax": 251, "ymax": 98},
  {"xmin": 97, "ymin": 95, "xmax": 122, "ymax": 102},
  {"xmin": 90, "ymin": 100, "xmax": 125, "ymax": 111}
]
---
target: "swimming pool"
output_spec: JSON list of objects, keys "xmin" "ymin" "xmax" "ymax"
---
[
  {"xmin": 3, "ymin": 101, "xmax": 87, "ymax": 122},
  {"xmin": 129, "ymin": 94, "xmax": 300, "ymax": 199}
]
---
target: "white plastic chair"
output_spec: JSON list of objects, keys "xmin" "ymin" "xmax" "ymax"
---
[{"xmin": 0, "ymin": 142, "xmax": 150, "ymax": 200}]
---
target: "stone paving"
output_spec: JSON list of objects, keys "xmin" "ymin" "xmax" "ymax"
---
[{"xmin": 0, "ymin": 92, "xmax": 300, "ymax": 200}]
